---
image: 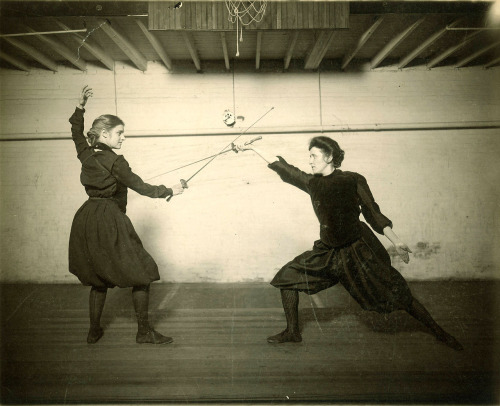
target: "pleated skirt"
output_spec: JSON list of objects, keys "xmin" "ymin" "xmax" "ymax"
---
[
  {"xmin": 271, "ymin": 222, "xmax": 413, "ymax": 313},
  {"xmin": 68, "ymin": 198, "xmax": 160, "ymax": 288}
]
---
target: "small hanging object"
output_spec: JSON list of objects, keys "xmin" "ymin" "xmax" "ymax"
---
[{"xmin": 223, "ymin": 109, "xmax": 236, "ymax": 127}]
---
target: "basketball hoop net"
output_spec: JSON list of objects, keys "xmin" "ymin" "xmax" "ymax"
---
[{"xmin": 225, "ymin": 1, "xmax": 267, "ymax": 57}]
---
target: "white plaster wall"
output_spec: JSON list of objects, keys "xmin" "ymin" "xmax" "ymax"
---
[{"xmin": 0, "ymin": 62, "xmax": 499, "ymax": 283}]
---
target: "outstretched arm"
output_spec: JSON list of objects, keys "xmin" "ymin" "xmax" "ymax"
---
[
  {"xmin": 111, "ymin": 156, "xmax": 184, "ymax": 199},
  {"xmin": 235, "ymin": 142, "xmax": 312, "ymax": 194}
]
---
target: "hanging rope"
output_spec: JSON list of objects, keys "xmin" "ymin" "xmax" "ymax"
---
[{"xmin": 225, "ymin": 1, "xmax": 267, "ymax": 57}]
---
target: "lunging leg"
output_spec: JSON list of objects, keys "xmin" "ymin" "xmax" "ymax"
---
[
  {"xmin": 407, "ymin": 298, "xmax": 463, "ymax": 351},
  {"xmin": 267, "ymin": 289, "xmax": 302, "ymax": 343},
  {"xmin": 87, "ymin": 286, "xmax": 107, "ymax": 344},
  {"xmin": 133, "ymin": 285, "xmax": 173, "ymax": 344}
]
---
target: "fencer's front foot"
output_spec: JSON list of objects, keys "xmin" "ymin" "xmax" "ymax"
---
[
  {"xmin": 267, "ymin": 329, "xmax": 302, "ymax": 344},
  {"xmin": 437, "ymin": 332, "xmax": 464, "ymax": 351},
  {"xmin": 87, "ymin": 327, "xmax": 104, "ymax": 344},
  {"xmin": 136, "ymin": 329, "xmax": 173, "ymax": 345}
]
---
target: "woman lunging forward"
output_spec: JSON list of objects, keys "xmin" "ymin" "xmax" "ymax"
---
[
  {"xmin": 69, "ymin": 86, "xmax": 184, "ymax": 344},
  {"xmin": 236, "ymin": 136, "xmax": 463, "ymax": 351}
]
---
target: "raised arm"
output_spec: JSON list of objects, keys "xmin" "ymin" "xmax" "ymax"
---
[{"xmin": 69, "ymin": 86, "xmax": 93, "ymax": 162}]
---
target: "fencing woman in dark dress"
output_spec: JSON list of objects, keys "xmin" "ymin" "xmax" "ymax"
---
[
  {"xmin": 69, "ymin": 86, "xmax": 184, "ymax": 344},
  {"xmin": 236, "ymin": 136, "xmax": 463, "ymax": 351}
]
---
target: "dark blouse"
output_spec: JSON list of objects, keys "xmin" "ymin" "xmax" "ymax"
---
[
  {"xmin": 268, "ymin": 157, "xmax": 392, "ymax": 248},
  {"xmin": 69, "ymin": 107, "xmax": 172, "ymax": 213}
]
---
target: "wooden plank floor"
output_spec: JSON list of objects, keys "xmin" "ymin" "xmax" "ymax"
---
[{"xmin": 1, "ymin": 281, "xmax": 498, "ymax": 404}]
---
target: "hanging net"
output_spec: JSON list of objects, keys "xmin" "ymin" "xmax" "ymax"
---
[{"xmin": 225, "ymin": 1, "xmax": 267, "ymax": 57}]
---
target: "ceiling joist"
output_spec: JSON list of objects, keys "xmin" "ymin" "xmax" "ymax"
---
[
  {"xmin": 371, "ymin": 17, "xmax": 425, "ymax": 69},
  {"xmin": 182, "ymin": 32, "xmax": 201, "ymax": 71},
  {"xmin": 220, "ymin": 32, "xmax": 230, "ymax": 71},
  {"xmin": 3, "ymin": 36, "xmax": 58, "ymax": 71},
  {"xmin": 485, "ymin": 55, "xmax": 500, "ymax": 69},
  {"xmin": 398, "ymin": 18, "xmax": 463, "ymax": 69},
  {"xmin": 304, "ymin": 31, "xmax": 336, "ymax": 70},
  {"xmin": 256, "ymin": 32, "xmax": 262, "ymax": 70},
  {"xmin": 135, "ymin": 18, "xmax": 172, "ymax": 71},
  {"xmin": 20, "ymin": 23, "xmax": 86, "ymax": 71},
  {"xmin": 0, "ymin": 49, "xmax": 30, "ymax": 71},
  {"xmin": 455, "ymin": 40, "xmax": 500, "ymax": 68},
  {"xmin": 427, "ymin": 30, "xmax": 482, "ymax": 68},
  {"xmin": 342, "ymin": 16, "xmax": 384, "ymax": 70},
  {"xmin": 53, "ymin": 19, "xmax": 114, "ymax": 71},
  {"xmin": 284, "ymin": 31, "xmax": 299, "ymax": 70},
  {"xmin": 98, "ymin": 19, "xmax": 148, "ymax": 71}
]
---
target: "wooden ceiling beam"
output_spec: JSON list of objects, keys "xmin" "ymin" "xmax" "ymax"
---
[
  {"xmin": 181, "ymin": 32, "xmax": 201, "ymax": 71},
  {"xmin": 98, "ymin": 18, "xmax": 148, "ymax": 71},
  {"xmin": 484, "ymin": 55, "xmax": 500, "ymax": 69},
  {"xmin": 342, "ymin": 16, "xmax": 384, "ymax": 70},
  {"xmin": 371, "ymin": 17, "xmax": 425, "ymax": 69},
  {"xmin": 220, "ymin": 32, "xmax": 230, "ymax": 71},
  {"xmin": 135, "ymin": 19, "xmax": 172, "ymax": 71},
  {"xmin": 0, "ymin": 50, "xmax": 30, "ymax": 71},
  {"xmin": 284, "ymin": 31, "xmax": 299, "ymax": 70},
  {"xmin": 304, "ymin": 31, "xmax": 336, "ymax": 70},
  {"xmin": 455, "ymin": 40, "xmax": 500, "ymax": 68},
  {"xmin": 2, "ymin": 37, "xmax": 58, "ymax": 71},
  {"xmin": 427, "ymin": 30, "xmax": 482, "ymax": 68},
  {"xmin": 53, "ymin": 19, "xmax": 114, "ymax": 71},
  {"xmin": 256, "ymin": 32, "xmax": 262, "ymax": 70},
  {"xmin": 19, "ymin": 23, "xmax": 86, "ymax": 71},
  {"xmin": 399, "ymin": 18, "xmax": 463, "ymax": 69}
]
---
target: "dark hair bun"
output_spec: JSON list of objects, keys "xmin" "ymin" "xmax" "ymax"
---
[{"xmin": 309, "ymin": 136, "xmax": 344, "ymax": 168}]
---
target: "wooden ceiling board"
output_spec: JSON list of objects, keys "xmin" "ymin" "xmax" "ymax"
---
[
  {"xmin": 258, "ymin": 31, "xmax": 292, "ymax": 59},
  {"xmin": 190, "ymin": 32, "xmax": 227, "ymax": 60}
]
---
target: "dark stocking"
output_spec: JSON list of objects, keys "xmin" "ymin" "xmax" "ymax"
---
[
  {"xmin": 132, "ymin": 285, "xmax": 173, "ymax": 344},
  {"xmin": 87, "ymin": 286, "xmax": 107, "ymax": 344},
  {"xmin": 267, "ymin": 289, "xmax": 302, "ymax": 343},
  {"xmin": 407, "ymin": 298, "xmax": 463, "ymax": 351}
]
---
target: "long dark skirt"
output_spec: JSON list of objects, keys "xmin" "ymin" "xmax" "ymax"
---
[
  {"xmin": 271, "ymin": 222, "xmax": 413, "ymax": 313},
  {"xmin": 69, "ymin": 199, "xmax": 160, "ymax": 288}
]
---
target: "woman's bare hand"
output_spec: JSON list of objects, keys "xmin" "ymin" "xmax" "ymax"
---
[{"xmin": 79, "ymin": 85, "xmax": 93, "ymax": 108}]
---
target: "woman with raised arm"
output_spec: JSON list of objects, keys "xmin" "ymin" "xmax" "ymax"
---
[
  {"xmin": 69, "ymin": 86, "xmax": 184, "ymax": 345},
  {"xmin": 236, "ymin": 136, "xmax": 463, "ymax": 351}
]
